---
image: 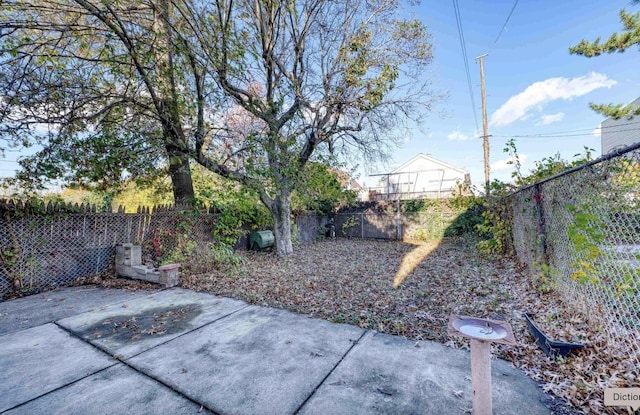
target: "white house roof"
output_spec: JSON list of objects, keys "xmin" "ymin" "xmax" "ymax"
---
[{"xmin": 390, "ymin": 153, "xmax": 469, "ymax": 175}]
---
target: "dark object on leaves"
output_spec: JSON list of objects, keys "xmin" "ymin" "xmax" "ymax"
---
[
  {"xmin": 249, "ymin": 230, "xmax": 275, "ymax": 250},
  {"xmin": 325, "ymin": 218, "xmax": 336, "ymax": 238},
  {"xmin": 524, "ymin": 313, "xmax": 585, "ymax": 358}
]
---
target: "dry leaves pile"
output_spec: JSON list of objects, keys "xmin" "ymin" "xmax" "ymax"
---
[{"xmin": 179, "ymin": 237, "xmax": 637, "ymax": 415}]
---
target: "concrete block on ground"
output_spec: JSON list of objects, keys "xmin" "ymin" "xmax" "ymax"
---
[
  {"xmin": 57, "ymin": 288, "xmax": 248, "ymax": 359},
  {"xmin": 130, "ymin": 265, "xmax": 161, "ymax": 284},
  {"xmin": 115, "ymin": 264, "xmax": 160, "ymax": 283},
  {"xmin": 115, "ymin": 243, "xmax": 141, "ymax": 266},
  {"xmin": 158, "ymin": 264, "xmax": 180, "ymax": 287},
  {"xmin": 3, "ymin": 364, "xmax": 213, "ymax": 415},
  {"xmin": 298, "ymin": 331, "xmax": 550, "ymax": 415},
  {"xmin": 115, "ymin": 263, "xmax": 135, "ymax": 278},
  {"xmin": 0, "ymin": 324, "xmax": 115, "ymax": 413},
  {"xmin": 128, "ymin": 305, "xmax": 365, "ymax": 415},
  {"xmin": 116, "ymin": 262, "xmax": 179, "ymax": 287}
]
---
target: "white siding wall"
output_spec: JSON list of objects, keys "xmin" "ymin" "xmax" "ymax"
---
[
  {"xmin": 386, "ymin": 169, "xmax": 466, "ymax": 193},
  {"xmin": 601, "ymin": 98, "xmax": 640, "ymax": 154},
  {"xmin": 365, "ymin": 154, "xmax": 470, "ymax": 200},
  {"xmin": 380, "ymin": 156, "xmax": 467, "ymax": 197}
]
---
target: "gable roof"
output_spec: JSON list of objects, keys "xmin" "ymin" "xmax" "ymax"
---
[
  {"xmin": 390, "ymin": 153, "xmax": 469, "ymax": 175},
  {"xmin": 330, "ymin": 168, "xmax": 363, "ymax": 190}
]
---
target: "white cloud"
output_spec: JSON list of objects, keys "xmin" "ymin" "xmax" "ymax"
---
[
  {"xmin": 592, "ymin": 124, "xmax": 602, "ymax": 136},
  {"xmin": 491, "ymin": 154, "xmax": 528, "ymax": 171},
  {"xmin": 537, "ymin": 112, "xmax": 565, "ymax": 126},
  {"xmin": 490, "ymin": 72, "xmax": 617, "ymax": 127},
  {"xmin": 447, "ymin": 130, "xmax": 473, "ymax": 141}
]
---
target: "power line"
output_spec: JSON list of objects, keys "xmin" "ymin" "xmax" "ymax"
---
[
  {"xmin": 496, "ymin": 128, "xmax": 640, "ymax": 139},
  {"xmin": 493, "ymin": 0, "xmax": 519, "ymax": 45},
  {"xmin": 491, "ymin": 119, "xmax": 640, "ymax": 139},
  {"xmin": 452, "ymin": 0, "xmax": 480, "ymax": 135}
]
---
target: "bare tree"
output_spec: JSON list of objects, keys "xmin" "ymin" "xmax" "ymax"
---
[
  {"xmin": 182, "ymin": 0, "xmax": 439, "ymax": 255},
  {"xmin": 1, "ymin": 0, "xmax": 440, "ymax": 255}
]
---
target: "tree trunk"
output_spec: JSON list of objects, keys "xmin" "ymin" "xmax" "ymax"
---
[
  {"xmin": 269, "ymin": 193, "xmax": 294, "ymax": 256},
  {"xmin": 166, "ymin": 145, "xmax": 195, "ymax": 205},
  {"xmin": 154, "ymin": 0, "xmax": 194, "ymax": 206}
]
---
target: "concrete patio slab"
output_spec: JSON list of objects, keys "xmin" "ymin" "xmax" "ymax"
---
[
  {"xmin": 0, "ymin": 323, "xmax": 115, "ymax": 413},
  {"xmin": 57, "ymin": 288, "xmax": 248, "ymax": 358},
  {"xmin": 298, "ymin": 330, "xmax": 550, "ymax": 415},
  {"xmin": 4, "ymin": 364, "xmax": 213, "ymax": 415},
  {"xmin": 127, "ymin": 305, "xmax": 365, "ymax": 415},
  {"xmin": 0, "ymin": 286, "xmax": 158, "ymax": 336},
  {"xmin": 0, "ymin": 287, "xmax": 562, "ymax": 415}
]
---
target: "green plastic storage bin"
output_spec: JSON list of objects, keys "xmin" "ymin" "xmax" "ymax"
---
[{"xmin": 249, "ymin": 230, "xmax": 275, "ymax": 250}]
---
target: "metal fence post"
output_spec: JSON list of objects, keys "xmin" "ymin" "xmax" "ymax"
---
[
  {"xmin": 533, "ymin": 183, "xmax": 547, "ymax": 259},
  {"xmin": 396, "ymin": 198, "xmax": 402, "ymax": 240},
  {"xmin": 506, "ymin": 141, "xmax": 640, "ymax": 370}
]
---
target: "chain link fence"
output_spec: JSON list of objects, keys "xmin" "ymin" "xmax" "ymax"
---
[
  {"xmin": 0, "ymin": 203, "xmax": 217, "ymax": 300},
  {"xmin": 1, "ymin": 199, "xmax": 464, "ymax": 299},
  {"xmin": 0, "ymin": 202, "xmax": 329, "ymax": 300},
  {"xmin": 507, "ymin": 142, "xmax": 640, "ymax": 367}
]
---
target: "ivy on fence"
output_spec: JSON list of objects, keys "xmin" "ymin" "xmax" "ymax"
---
[{"xmin": 487, "ymin": 141, "xmax": 640, "ymax": 370}]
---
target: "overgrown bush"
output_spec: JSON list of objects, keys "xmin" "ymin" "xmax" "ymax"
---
[
  {"xmin": 164, "ymin": 239, "xmax": 245, "ymax": 275},
  {"xmin": 409, "ymin": 228, "xmax": 431, "ymax": 242},
  {"xmin": 401, "ymin": 198, "xmax": 440, "ymax": 213},
  {"xmin": 340, "ymin": 215, "xmax": 360, "ymax": 237},
  {"xmin": 474, "ymin": 142, "xmax": 596, "ymax": 257},
  {"xmin": 474, "ymin": 180, "xmax": 514, "ymax": 256},
  {"xmin": 291, "ymin": 162, "xmax": 358, "ymax": 215},
  {"xmin": 443, "ymin": 198, "xmax": 485, "ymax": 237},
  {"xmin": 209, "ymin": 184, "xmax": 272, "ymax": 247}
]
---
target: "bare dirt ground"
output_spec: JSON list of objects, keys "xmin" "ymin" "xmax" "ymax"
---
[{"xmin": 90, "ymin": 237, "xmax": 636, "ymax": 414}]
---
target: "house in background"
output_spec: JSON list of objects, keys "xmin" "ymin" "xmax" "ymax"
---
[
  {"xmin": 601, "ymin": 96, "xmax": 640, "ymax": 155},
  {"xmin": 332, "ymin": 168, "xmax": 363, "ymax": 192},
  {"xmin": 361, "ymin": 153, "xmax": 471, "ymax": 201}
]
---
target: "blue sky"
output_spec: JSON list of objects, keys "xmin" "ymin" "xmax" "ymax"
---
[
  {"xmin": 1, "ymin": 0, "xmax": 639, "ymax": 193},
  {"xmin": 357, "ymin": 0, "xmax": 640, "ymax": 190}
]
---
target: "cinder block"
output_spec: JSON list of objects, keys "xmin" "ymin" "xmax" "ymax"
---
[
  {"xmin": 115, "ymin": 243, "xmax": 142, "ymax": 266},
  {"xmin": 158, "ymin": 264, "xmax": 180, "ymax": 287},
  {"xmin": 115, "ymin": 263, "xmax": 137, "ymax": 278},
  {"xmin": 127, "ymin": 245, "xmax": 142, "ymax": 266}
]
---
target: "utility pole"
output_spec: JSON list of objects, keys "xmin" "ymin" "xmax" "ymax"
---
[{"xmin": 475, "ymin": 53, "xmax": 489, "ymax": 195}]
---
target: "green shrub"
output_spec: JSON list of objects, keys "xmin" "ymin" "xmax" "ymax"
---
[
  {"xmin": 444, "ymin": 199, "xmax": 485, "ymax": 237},
  {"xmin": 341, "ymin": 215, "xmax": 359, "ymax": 237},
  {"xmin": 163, "ymin": 238, "xmax": 245, "ymax": 275},
  {"xmin": 409, "ymin": 228, "xmax": 431, "ymax": 242},
  {"xmin": 474, "ymin": 180, "xmax": 514, "ymax": 256},
  {"xmin": 210, "ymin": 184, "xmax": 272, "ymax": 247}
]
